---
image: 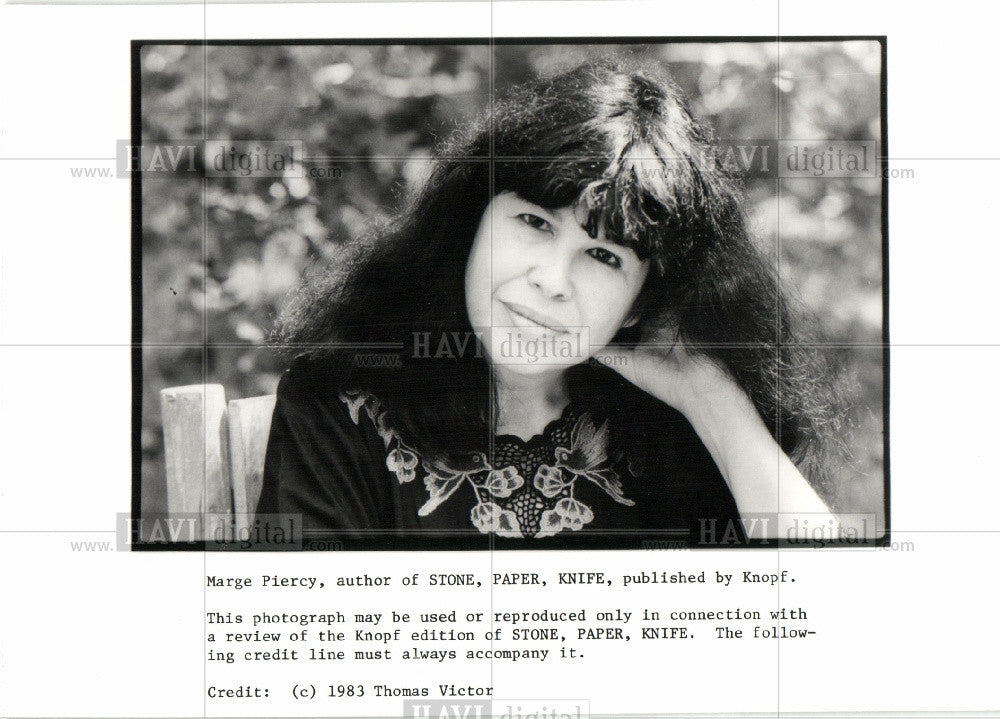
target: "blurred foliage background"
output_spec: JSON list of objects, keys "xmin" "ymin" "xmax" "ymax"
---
[{"xmin": 140, "ymin": 41, "xmax": 884, "ymax": 523}]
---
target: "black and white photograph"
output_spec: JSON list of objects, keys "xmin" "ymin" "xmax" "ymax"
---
[
  {"xmin": 135, "ymin": 39, "xmax": 887, "ymax": 550},
  {"xmin": 7, "ymin": 1, "xmax": 1000, "ymax": 716}
]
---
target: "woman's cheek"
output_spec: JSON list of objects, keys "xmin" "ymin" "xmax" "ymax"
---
[
  {"xmin": 581, "ymin": 283, "xmax": 633, "ymax": 343},
  {"xmin": 488, "ymin": 247, "xmax": 530, "ymax": 290}
]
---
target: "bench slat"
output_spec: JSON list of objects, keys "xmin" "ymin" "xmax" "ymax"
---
[
  {"xmin": 159, "ymin": 384, "xmax": 232, "ymax": 540},
  {"xmin": 228, "ymin": 394, "xmax": 278, "ymax": 535}
]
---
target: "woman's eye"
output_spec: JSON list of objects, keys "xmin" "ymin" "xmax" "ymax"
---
[
  {"xmin": 587, "ymin": 247, "xmax": 622, "ymax": 269},
  {"xmin": 516, "ymin": 213, "xmax": 553, "ymax": 233}
]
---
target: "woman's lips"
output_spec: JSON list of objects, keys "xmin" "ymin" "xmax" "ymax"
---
[{"xmin": 498, "ymin": 300, "xmax": 571, "ymax": 334}]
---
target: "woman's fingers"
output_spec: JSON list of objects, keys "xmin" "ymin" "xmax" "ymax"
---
[{"xmin": 592, "ymin": 341, "xmax": 739, "ymax": 415}]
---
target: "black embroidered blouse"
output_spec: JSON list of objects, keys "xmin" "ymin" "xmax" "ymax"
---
[{"xmin": 255, "ymin": 355, "xmax": 745, "ymax": 550}]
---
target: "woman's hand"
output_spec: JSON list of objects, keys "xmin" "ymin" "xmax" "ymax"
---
[
  {"xmin": 592, "ymin": 325, "xmax": 744, "ymax": 418},
  {"xmin": 593, "ymin": 326, "xmax": 840, "ymax": 541}
]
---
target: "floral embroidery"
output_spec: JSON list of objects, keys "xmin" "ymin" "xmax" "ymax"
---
[
  {"xmin": 470, "ymin": 502, "xmax": 522, "ymax": 538},
  {"xmin": 340, "ymin": 390, "xmax": 368, "ymax": 425},
  {"xmin": 339, "ymin": 390, "xmax": 635, "ymax": 539},
  {"xmin": 536, "ymin": 497, "xmax": 596, "ymax": 538},
  {"xmin": 418, "ymin": 452, "xmax": 490, "ymax": 517},
  {"xmin": 386, "ymin": 446, "xmax": 418, "ymax": 483},
  {"xmin": 484, "ymin": 467, "xmax": 524, "ymax": 498},
  {"xmin": 533, "ymin": 465, "xmax": 567, "ymax": 498},
  {"xmin": 374, "ymin": 410, "xmax": 396, "ymax": 446}
]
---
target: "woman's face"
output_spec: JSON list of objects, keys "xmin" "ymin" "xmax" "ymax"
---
[{"xmin": 465, "ymin": 192, "xmax": 650, "ymax": 373}]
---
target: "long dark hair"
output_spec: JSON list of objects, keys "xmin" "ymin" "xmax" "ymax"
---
[{"xmin": 272, "ymin": 60, "xmax": 845, "ymax": 486}]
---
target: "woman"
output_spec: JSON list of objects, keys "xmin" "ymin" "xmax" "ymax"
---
[{"xmin": 255, "ymin": 60, "xmax": 844, "ymax": 549}]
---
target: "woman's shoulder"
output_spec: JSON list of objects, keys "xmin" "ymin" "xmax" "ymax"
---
[
  {"xmin": 278, "ymin": 353, "xmax": 341, "ymax": 396},
  {"xmin": 258, "ymin": 355, "xmax": 404, "ymax": 534},
  {"xmin": 275, "ymin": 354, "xmax": 397, "ymax": 443},
  {"xmin": 277, "ymin": 353, "xmax": 372, "ymax": 408},
  {"xmin": 271, "ymin": 354, "xmax": 376, "ymax": 440}
]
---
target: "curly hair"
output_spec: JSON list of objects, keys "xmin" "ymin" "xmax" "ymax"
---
[{"xmin": 271, "ymin": 59, "xmax": 846, "ymax": 488}]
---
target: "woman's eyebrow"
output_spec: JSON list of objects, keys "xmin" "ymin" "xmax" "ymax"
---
[
  {"xmin": 511, "ymin": 197, "xmax": 557, "ymax": 220},
  {"xmin": 599, "ymin": 238, "xmax": 645, "ymax": 264}
]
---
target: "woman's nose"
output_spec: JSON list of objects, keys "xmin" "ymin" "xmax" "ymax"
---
[{"xmin": 526, "ymin": 245, "xmax": 573, "ymax": 301}]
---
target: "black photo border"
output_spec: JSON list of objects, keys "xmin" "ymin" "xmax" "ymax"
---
[{"xmin": 130, "ymin": 35, "xmax": 890, "ymax": 551}]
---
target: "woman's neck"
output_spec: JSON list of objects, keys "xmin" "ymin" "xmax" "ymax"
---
[{"xmin": 493, "ymin": 368, "xmax": 569, "ymax": 442}]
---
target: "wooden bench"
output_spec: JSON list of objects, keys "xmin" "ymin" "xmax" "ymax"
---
[{"xmin": 159, "ymin": 385, "xmax": 276, "ymax": 540}]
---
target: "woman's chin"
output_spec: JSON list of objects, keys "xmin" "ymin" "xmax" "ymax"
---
[{"xmin": 489, "ymin": 360, "xmax": 577, "ymax": 377}]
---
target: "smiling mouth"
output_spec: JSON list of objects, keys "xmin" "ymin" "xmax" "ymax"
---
[{"xmin": 499, "ymin": 301, "xmax": 571, "ymax": 334}]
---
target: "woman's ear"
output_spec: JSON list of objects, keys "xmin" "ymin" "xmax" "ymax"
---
[
  {"xmin": 621, "ymin": 295, "xmax": 648, "ymax": 329},
  {"xmin": 621, "ymin": 312, "xmax": 641, "ymax": 329},
  {"xmin": 622, "ymin": 269, "xmax": 653, "ymax": 330}
]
